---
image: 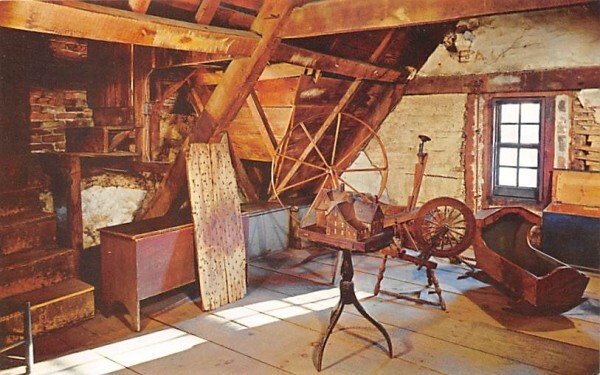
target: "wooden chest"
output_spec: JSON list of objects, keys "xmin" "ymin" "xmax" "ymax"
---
[
  {"xmin": 99, "ymin": 215, "xmax": 195, "ymax": 331},
  {"xmin": 542, "ymin": 170, "xmax": 600, "ymax": 270}
]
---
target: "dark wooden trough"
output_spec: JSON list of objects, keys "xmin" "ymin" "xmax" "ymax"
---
[{"xmin": 473, "ymin": 207, "xmax": 589, "ymax": 313}]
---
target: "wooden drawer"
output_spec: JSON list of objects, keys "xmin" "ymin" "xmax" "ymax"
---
[{"xmin": 99, "ymin": 216, "xmax": 195, "ymax": 331}]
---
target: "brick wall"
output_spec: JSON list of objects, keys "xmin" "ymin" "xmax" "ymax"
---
[{"xmin": 29, "ymin": 89, "xmax": 94, "ymax": 152}]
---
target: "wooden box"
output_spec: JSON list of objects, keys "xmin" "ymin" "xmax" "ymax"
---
[
  {"xmin": 542, "ymin": 170, "xmax": 600, "ymax": 270},
  {"xmin": 99, "ymin": 215, "xmax": 195, "ymax": 331},
  {"xmin": 66, "ymin": 125, "xmax": 133, "ymax": 153}
]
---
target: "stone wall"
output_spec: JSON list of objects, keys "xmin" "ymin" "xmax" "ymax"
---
[
  {"xmin": 572, "ymin": 89, "xmax": 600, "ymax": 171},
  {"xmin": 29, "ymin": 89, "xmax": 94, "ymax": 152}
]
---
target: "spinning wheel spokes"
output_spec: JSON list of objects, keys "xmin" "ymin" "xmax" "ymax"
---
[
  {"xmin": 270, "ymin": 112, "xmax": 388, "ymax": 225},
  {"xmin": 413, "ymin": 197, "xmax": 476, "ymax": 258}
]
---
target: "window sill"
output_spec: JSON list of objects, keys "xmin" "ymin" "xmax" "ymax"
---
[{"xmin": 484, "ymin": 196, "xmax": 546, "ymax": 212}]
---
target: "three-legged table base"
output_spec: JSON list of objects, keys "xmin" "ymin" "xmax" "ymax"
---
[{"xmin": 315, "ymin": 250, "xmax": 392, "ymax": 371}]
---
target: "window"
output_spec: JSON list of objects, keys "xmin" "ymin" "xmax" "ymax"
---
[{"xmin": 492, "ymin": 99, "xmax": 543, "ymax": 200}]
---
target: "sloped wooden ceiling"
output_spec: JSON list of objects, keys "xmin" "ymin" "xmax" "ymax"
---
[{"xmin": 0, "ymin": 0, "xmax": 593, "ymax": 214}]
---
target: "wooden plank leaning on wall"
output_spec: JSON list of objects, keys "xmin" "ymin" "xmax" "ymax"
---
[{"xmin": 186, "ymin": 141, "xmax": 246, "ymax": 310}]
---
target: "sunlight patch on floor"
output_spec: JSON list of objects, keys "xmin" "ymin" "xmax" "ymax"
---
[
  {"xmin": 0, "ymin": 328, "xmax": 206, "ymax": 375},
  {"xmin": 212, "ymin": 287, "xmax": 373, "ymax": 330}
]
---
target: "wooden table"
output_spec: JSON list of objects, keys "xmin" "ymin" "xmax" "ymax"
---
[{"xmin": 297, "ymin": 227, "xmax": 393, "ymax": 371}]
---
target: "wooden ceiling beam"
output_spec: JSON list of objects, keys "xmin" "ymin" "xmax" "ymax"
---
[
  {"xmin": 228, "ymin": 137, "xmax": 261, "ymax": 202},
  {"xmin": 156, "ymin": 0, "xmax": 261, "ymax": 13},
  {"xmin": 271, "ymin": 44, "xmax": 406, "ymax": 82},
  {"xmin": 0, "ymin": 0, "xmax": 258, "ymax": 56},
  {"xmin": 404, "ymin": 66, "xmax": 600, "ymax": 95},
  {"xmin": 278, "ymin": 0, "xmax": 596, "ymax": 38},
  {"xmin": 140, "ymin": 0, "xmax": 297, "ymax": 218},
  {"xmin": 0, "ymin": 1, "xmax": 406, "ymax": 83},
  {"xmin": 195, "ymin": 0, "xmax": 222, "ymax": 24},
  {"xmin": 246, "ymin": 89, "xmax": 278, "ymax": 156},
  {"xmin": 128, "ymin": 0, "xmax": 152, "ymax": 13},
  {"xmin": 153, "ymin": 45, "xmax": 406, "ymax": 82}
]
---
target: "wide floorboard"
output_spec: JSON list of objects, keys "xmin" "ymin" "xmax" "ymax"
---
[{"xmin": 2, "ymin": 248, "xmax": 598, "ymax": 374}]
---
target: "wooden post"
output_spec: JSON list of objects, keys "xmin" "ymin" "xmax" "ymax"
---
[{"xmin": 59, "ymin": 155, "xmax": 84, "ymax": 277}]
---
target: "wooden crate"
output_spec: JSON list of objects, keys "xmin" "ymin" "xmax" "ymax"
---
[
  {"xmin": 99, "ymin": 215, "xmax": 195, "ymax": 331},
  {"xmin": 66, "ymin": 126, "xmax": 133, "ymax": 153}
]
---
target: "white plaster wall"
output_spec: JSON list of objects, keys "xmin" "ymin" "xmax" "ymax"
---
[
  {"xmin": 365, "ymin": 94, "xmax": 468, "ymax": 206},
  {"xmin": 420, "ymin": 6, "xmax": 600, "ymax": 76}
]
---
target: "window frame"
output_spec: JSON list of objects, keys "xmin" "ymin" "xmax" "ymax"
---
[
  {"xmin": 492, "ymin": 98, "xmax": 543, "ymax": 200},
  {"xmin": 482, "ymin": 93, "xmax": 555, "ymax": 209}
]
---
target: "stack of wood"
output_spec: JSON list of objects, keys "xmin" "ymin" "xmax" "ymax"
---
[{"xmin": 571, "ymin": 91, "xmax": 600, "ymax": 171}]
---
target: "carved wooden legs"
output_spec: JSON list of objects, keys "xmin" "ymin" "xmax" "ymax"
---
[
  {"xmin": 315, "ymin": 250, "xmax": 392, "ymax": 371},
  {"xmin": 426, "ymin": 267, "xmax": 446, "ymax": 311},
  {"xmin": 375, "ymin": 248, "xmax": 447, "ymax": 311}
]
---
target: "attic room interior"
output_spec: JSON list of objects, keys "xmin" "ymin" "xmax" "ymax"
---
[{"xmin": 0, "ymin": 0, "xmax": 599, "ymax": 374}]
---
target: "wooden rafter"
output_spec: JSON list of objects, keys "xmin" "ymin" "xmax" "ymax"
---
[
  {"xmin": 156, "ymin": 44, "xmax": 406, "ymax": 82},
  {"xmin": 195, "ymin": 0, "xmax": 221, "ymax": 24},
  {"xmin": 271, "ymin": 44, "xmax": 406, "ymax": 82},
  {"xmin": 278, "ymin": 0, "xmax": 596, "ymax": 38},
  {"xmin": 140, "ymin": 0, "xmax": 298, "ymax": 219},
  {"xmin": 156, "ymin": 0, "xmax": 261, "ymax": 13},
  {"xmin": 0, "ymin": 1, "xmax": 407, "ymax": 84},
  {"xmin": 227, "ymin": 136, "xmax": 260, "ymax": 202},
  {"xmin": 128, "ymin": 0, "xmax": 152, "ymax": 13},
  {"xmin": 0, "ymin": 0, "xmax": 258, "ymax": 56},
  {"xmin": 187, "ymin": 85, "xmax": 213, "ymax": 114},
  {"xmin": 246, "ymin": 90, "xmax": 278, "ymax": 157},
  {"xmin": 274, "ymin": 30, "xmax": 396, "ymax": 195}
]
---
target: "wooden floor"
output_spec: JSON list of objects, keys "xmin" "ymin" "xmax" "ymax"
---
[{"xmin": 2, "ymin": 248, "xmax": 599, "ymax": 375}]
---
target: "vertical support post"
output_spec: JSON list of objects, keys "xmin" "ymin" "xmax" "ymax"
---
[
  {"xmin": 24, "ymin": 302, "xmax": 33, "ymax": 375},
  {"xmin": 288, "ymin": 206, "xmax": 299, "ymax": 248},
  {"xmin": 65, "ymin": 155, "xmax": 83, "ymax": 276}
]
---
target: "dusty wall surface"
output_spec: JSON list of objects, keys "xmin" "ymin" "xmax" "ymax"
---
[
  {"xmin": 365, "ymin": 94, "xmax": 467, "ymax": 206},
  {"xmin": 367, "ymin": 6, "xmax": 599, "ymax": 210},
  {"xmin": 420, "ymin": 6, "xmax": 600, "ymax": 76}
]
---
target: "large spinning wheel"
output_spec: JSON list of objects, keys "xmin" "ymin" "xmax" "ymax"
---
[{"xmin": 270, "ymin": 112, "xmax": 388, "ymax": 224}]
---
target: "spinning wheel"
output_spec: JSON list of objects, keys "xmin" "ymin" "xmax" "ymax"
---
[
  {"xmin": 412, "ymin": 197, "xmax": 475, "ymax": 258},
  {"xmin": 270, "ymin": 112, "xmax": 388, "ymax": 224}
]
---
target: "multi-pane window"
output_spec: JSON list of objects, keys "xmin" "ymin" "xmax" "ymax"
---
[{"xmin": 493, "ymin": 100, "xmax": 542, "ymax": 200}]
